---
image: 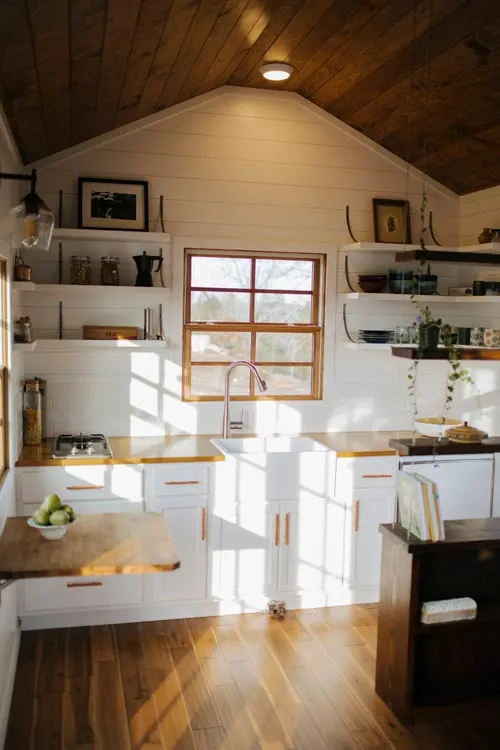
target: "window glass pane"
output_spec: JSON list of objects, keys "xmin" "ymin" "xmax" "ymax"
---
[
  {"xmin": 259, "ymin": 366, "xmax": 312, "ymax": 396},
  {"xmin": 191, "ymin": 256, "xmax": 251, "ymax": 289},
  {"xmin": 256, "ymin": 333, "xmax": 313, "ymax": 362},
  {"xmin": 254, "ymin": 293, "xmax": 312, "ymax": 324},
  {"xmin": 191, "ymin": 366, "xmax": 250, "ymax": 397},
  {"xmin": 191, "ymin": 332, "xmax": 251, "ymax": 362},
  {"xmin": 191, "ymin": 291, "xmax": 250, "ymax": 322},
  {"xmin": 255, "ymin": 259, "xmax": 313, "ymax": 291}
]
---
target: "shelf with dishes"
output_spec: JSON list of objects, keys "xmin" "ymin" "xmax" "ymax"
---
[
  {"xmin": 341, "ymin": 292, "xmax": 500, "ymax": 303},
  {"xmin": 51, "ymin": 228, "xmax": 171, "ymax": 244},
  {"xmin": 341, "ymin": 241, "xmax": 500, "ymax": 265}
]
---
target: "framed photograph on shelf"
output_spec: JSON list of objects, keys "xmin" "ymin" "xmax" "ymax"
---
[
  {"xmin": 373, "ymin": 198, "xmax": 411, "ymax": 244},
  {"xmin": 78, "ymin": 177, "xmax": 149, "ymax": 231}
]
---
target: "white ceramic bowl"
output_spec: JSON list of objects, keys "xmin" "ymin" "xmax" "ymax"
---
[
  {"xmin": 27, "ymin": 517, "xmax": 76, "ymax": 540},
  {"xmin": 414, "ymin": 417, "xmax": 463, "ymax": 438}
]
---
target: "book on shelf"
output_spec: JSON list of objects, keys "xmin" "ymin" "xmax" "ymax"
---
[{"xmin": 396, "ymin": 471, "xmax": 445, "ymax": 541}]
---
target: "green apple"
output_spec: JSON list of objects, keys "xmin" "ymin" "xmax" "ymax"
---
[
  {"xmin": 33, "ymin": 507, "xmax": 50, "ymax": 526},
  {"xmin": 43, "ymin": 493, "xmax": 62, "ymax": 513},
  {"xmin": 62, "ymin": 504, "xmax": 76, "ymax": 522},
  {"xmin": 49, "ymin": 509, "xmax": 70, "ymax": 526}
]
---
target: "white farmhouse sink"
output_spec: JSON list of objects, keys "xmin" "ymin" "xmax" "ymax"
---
[{"xmin": 211, "ymin": 436, "xmax": 329, "ymax": 455}]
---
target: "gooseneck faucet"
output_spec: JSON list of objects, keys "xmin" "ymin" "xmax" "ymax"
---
[{"xmin": 222, "ymin": 360, "xmax": 267, "ymax": 438}]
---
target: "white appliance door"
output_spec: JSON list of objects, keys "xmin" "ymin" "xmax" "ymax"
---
[{"xmin": 400, "ymin": 458, "xmax": 493, "ymax": 520}]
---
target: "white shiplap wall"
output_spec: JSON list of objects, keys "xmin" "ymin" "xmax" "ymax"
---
[
  {"xmin": 460, "ymin": 186, "xmax": 500, "ymax": 246},
  {"xmin": 20, "ymin": 86, "xmax": 484, "ymax": 436}
]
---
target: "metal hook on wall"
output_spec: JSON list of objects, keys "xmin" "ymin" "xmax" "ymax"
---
[{"xmin": 342, "ymin": 303, "xmax": 356, "ymax": 344}]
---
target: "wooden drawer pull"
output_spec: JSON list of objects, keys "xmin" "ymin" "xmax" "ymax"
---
[
  {"xmin": 66, "ymin": 485, "xmax": 104, "ymax": 491},
  {"xmin": 274, "ymin": 514, "xmax": 280, "ymax": 546},
  {"xmin": 353, "ymin": 500, "xmax": 360, "ymax": 532},
  {"xmin": 361, "ymin": 474, "xmax": 393, "ymax": 479},
  {"xmin": 284, "ymin": 512, "xmax": 290, "ymax": 546},
  {"xmin": 164, "ymin": 480, "xmax": 201, "ymax": 486},
  {"xmin": 201, "ymin": 507, "xmax": 207, "ymax": 541},
  {"xmin": 66, "ymin": 581, "xmax": 103, "ymax": 588}
]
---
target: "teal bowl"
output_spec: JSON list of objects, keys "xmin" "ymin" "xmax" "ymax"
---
[{"xmin": 389, "ymin": 278, "xmax": 415, "ymax": 294}]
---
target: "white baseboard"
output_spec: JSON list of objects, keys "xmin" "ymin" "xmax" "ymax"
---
[
  {"xmin": 0, "ymin": 628, "xmax": 20, "ymax": 749},
  {"xmin": 20, "ymin": 587, "xmax": 379, "ymax": 631}
]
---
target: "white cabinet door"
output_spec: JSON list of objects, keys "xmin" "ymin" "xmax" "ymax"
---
[
  {"xmin": 215, "ymin": 502, "xmax": 279, "ymax": 602},
  {"xmin": 149, "ymin": 496, "xmax": 207, "ymax": 603},
  {"xmin": 278, "ymin": 500, "xmax": 345, "ymax": 595},
  {"xmin": 344, "ymin": 488, "xmax": 394, "ymax": 590}
]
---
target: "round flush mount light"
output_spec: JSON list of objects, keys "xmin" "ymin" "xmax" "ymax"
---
[{"xmin": 260, "ymin": 63, "xmax": 294, "ymax": 82}]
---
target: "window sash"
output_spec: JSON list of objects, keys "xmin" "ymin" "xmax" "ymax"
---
[{"xmin": 184, "ymin": 251, "xmax": 324, "ymax": 401}]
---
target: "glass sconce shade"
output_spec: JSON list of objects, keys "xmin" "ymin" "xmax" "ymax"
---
[{"xmin": 10, "ymin": 190, "xmax": 55, "ymax": 251}]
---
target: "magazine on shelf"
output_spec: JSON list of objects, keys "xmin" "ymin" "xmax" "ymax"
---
[
  {"xmin": 396, "ymin": 472, "xmax": 430, "ymax": 541},
  {"xmin": 413, "ymin": 472, "xmax": 445, "ymax": 541}
]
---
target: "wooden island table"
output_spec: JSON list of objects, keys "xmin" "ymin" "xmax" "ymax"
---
[{"xmin": 0, "ymin": 513, "xmax": 180, "ymax": 586}]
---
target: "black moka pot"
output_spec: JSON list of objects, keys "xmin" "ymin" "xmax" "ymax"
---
[{"xmin": 133, "ymin": 251, "xmax": 163, "ymax": 287}]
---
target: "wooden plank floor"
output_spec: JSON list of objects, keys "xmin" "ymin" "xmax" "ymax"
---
[{"xmin": 6, "ymin": 605, "xmax": 500, "ymax": 749}]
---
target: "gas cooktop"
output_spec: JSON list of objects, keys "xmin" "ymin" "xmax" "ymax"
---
[{"xmin": 53, "ymin": 433, "xmax": 113, "ymax": 458}]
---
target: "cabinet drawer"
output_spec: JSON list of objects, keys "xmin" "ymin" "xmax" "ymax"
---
[
  {"xmin": 24, "ymin": 574, "xmax": 143, "ymax": 612},
  {"xmin": 336, "ymin": 457, "xmax": 398, "ymax": 491},
  {"xmin": 20, "ymin": 465, "xmax": 144, "ymax": 503},
  {"xmin": 152, "ymin": 463, "xmax": 209, "ymax": 497}
]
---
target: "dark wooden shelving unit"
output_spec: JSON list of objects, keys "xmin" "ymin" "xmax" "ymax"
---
[
  {"xmin": 391, "ymin": 347, "xmax": 500, "ymax": 361},
  {"xmin": 394, "ymin": 248, "xmax": 500, "ymax": 264},
  {"xmin": 376, "ymin": 520, "xmax": 500, "ymax": 723}
]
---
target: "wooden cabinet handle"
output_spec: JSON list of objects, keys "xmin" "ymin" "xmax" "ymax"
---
[
  {"xmin": 66, "ymin": 581, "xmax": 103, "ymax": 588},
  {"xmin": 361, "ymin": 474, "xmax": 393, "ymax": 479},
  {"xmin": 284, "ymin": 512, "xmax": 290, "ymax": 546},
  {"xmin": 65, "ymin": 485, "xmax": 104, "ymax": 490},
  {"xmin": 201, "ymin": 507, "xmax": 207, "ymax": 541},
  {"xmin": 164, "ymin": 480, "xmax": 200, "ymax": 486},
  {"xmin": 353, "ymin": 500, "xmax": 360, "ymax": 532},
  {"xmin": 274, "ymin": 514, "xmax": 280, "ymax": 546}
]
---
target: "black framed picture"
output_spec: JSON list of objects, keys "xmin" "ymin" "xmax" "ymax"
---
[
  {"xmin": 78, "ymin": 177, "xmax": 149, "ymax": 232},
  {"xmin": 373, "ymin": 198, "xmax": 412, "ymax": 244}
]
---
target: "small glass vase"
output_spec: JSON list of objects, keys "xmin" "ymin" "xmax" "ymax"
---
[{"xmin": 419, "ymin": 325, "xmax": 440, "ymax": 350}]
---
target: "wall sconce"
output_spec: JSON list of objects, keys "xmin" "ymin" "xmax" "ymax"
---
[{"xmin": 0, "ymin": 168, "xmax": 54, "ymax": 251}]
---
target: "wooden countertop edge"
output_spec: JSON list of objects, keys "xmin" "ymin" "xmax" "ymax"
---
[
  {"xmin": 15, "ymin": 448, "xmax": 400, "ymax": 466},
  {"xmin": 0, "ymin": 561, "xmax": 181, "ymax": 579}
]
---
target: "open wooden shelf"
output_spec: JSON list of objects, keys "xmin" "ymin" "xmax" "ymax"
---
[
  {"xmin": 342, "ymin": 241, "xmax": 500, "ymax": 257},
  {"xmin": 19, "ymin": 340, "xmax": 167, "ymax": 352},
  {"xmin": 391, "ymin": 346, "xmax": 500, "ymax": 360},
  {"xmin": 342, "ymin": 292, "xmax": 500, "ymax": 303},
  {"xmin": 51, "ymin": 228, "xmax": 170, "ymax": 244},
  {"xmin": 12, "ymin": 282, "xmax": 169, "ymax": 293}
]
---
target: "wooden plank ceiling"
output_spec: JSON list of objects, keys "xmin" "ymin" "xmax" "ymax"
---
[{"xmin": 1, "ymin": 0, "xmax": 499, "ymax": 193}]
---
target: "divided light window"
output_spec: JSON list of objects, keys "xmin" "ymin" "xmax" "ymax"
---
[{"xmin": 183, "ymin": 250, "xmax": 325, "ymax": 401}]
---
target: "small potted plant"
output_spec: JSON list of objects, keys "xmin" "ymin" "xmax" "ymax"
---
[{"xmin": 415, "ymin": 306, "xmax": 442, "ymax": 350}]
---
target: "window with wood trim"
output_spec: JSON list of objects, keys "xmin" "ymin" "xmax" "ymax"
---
[
  {"xmin": 0, "ymin": 259, "xmax": 8, "ymax": 476},
  {"xmin": 183, "ymin": 250, "xmax": 325, "ymax": 401}
]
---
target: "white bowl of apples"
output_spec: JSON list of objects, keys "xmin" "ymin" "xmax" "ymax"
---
[{"xmin": 28, "ymin": 493, "xmax": 77, "ymax": 540}]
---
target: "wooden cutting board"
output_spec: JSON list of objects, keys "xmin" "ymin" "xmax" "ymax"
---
[
  {"xmin": 83, "ymin": 325, "xmax": 138, "ymax": 340},
  {"xmin": 0, "ymin": 512, "xmax": 180, "ymax": 579}
]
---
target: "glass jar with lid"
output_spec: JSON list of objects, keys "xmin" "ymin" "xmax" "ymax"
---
[
  {"xmin": 70, "ymin": 255, "xmax": 92, "ymax": 285},
  {"xmin": 23, "ymin": 380, "xmax": 42, "ymax": 446},
  {"xmin": 101, "ymin": 256, "xmax": 120, "ymax": 286}
]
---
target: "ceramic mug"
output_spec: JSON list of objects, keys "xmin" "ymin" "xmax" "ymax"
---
[
  {"xmin": 483, "ymin": 329, "xmax": 500, "ymax": 347},
  {"xmin": 471, "ymin": 327, "xmax": 484, "ymax": 346}
]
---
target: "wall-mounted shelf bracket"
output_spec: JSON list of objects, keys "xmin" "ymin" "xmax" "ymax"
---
[
  {"xmin": 344, "ymin": 255, "xmax": 357, "ymax": 293},
  {"xmin": 428, "ymin": 211, "xmax": 442, "ymax": 246},
  {"xmin": 342, "ymin": 303, "xmax": 356, "ymax": 343},
  {"xmin": 345, "ymin": 205, "xmax": 359, "ymax": 243}
]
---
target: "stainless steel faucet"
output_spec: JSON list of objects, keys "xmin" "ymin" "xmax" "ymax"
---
[{"xmin": 222, "ymin": 360, "xmax": 267, "ymax": 438}]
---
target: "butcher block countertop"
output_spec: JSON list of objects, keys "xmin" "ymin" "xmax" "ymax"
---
[
  {"xmin": 0, "ymin": 513, "xmax": 180, "ymax": 579},
  {"xmin": 16, "ymin": 431, "xmax": 415, "ymax": 467}
]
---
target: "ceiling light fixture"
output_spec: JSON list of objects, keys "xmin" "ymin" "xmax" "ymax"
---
[
  {"xmin": 260, "ymin": 63, "xmax": 294, "ymax": 82},
  {"xmin": 0, "ymin": 168, "xmax": 54, "ymax": 251}
]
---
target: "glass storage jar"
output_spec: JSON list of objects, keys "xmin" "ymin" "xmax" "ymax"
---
[
  {"xmin": 23, "ymin": 380, "xmax": 42, "ymax": 446},
  {"xmin": 101, "ymin": 256, "xmax": 120, "ymax": 285},
  {"xmin": 70, "ymin": 255, "xmax": 92, "ymax": 285}
]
